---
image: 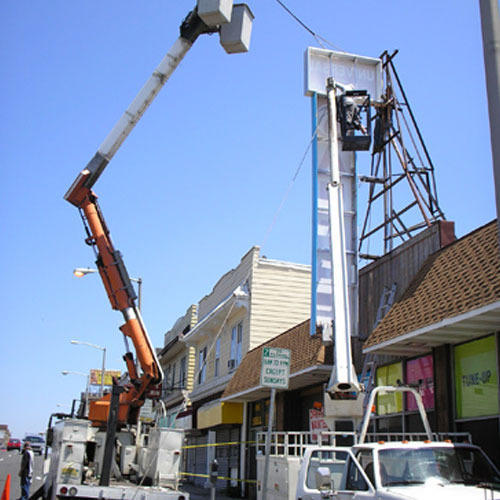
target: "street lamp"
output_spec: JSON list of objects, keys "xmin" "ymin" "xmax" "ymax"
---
[
  {"xmin": 73, "ymin": 267, "xmax": 143, "ymax": 311},
  {"xmin": 70, "ymin": 339, "xmax": 106, "ymax": 398},
  {"xmin": 61, "ymin": 370, "xmax": 90, "ymax": 416}
]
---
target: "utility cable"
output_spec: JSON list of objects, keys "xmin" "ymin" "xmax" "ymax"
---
[
  {"xmin": 274, "ymin": 0, "xmax": 345, "ymax": 51},
  {"xmin": 260, "ymin": 128, "xmax": 317, "ymax": 250}
]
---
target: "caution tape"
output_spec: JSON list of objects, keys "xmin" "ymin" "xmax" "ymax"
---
[
  {"xmin": 179, "ymin": 471, "xmax": 257, "ymax": 484},
  {"xmin": 182, "ymin": 440, "xmax": 255, "ymax": 449}
]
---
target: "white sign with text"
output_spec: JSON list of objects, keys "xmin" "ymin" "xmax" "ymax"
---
[{"xmin": 260, "ymin": 347, "xmax": 291, "ymax": 389}]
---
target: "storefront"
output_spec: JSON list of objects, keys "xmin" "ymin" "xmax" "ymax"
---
[
  {"xmin": 373, "ymin": 354, "xmax": 436, "ymax": 434},
  {"xmin": 453, "ymin": 334, "xmax": 499, "ymax": 464}
]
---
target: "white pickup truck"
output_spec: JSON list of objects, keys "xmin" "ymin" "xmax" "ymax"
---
[
  {"xmin": 257, "ymin": 435, "xmax": 500, "ymax": 499},
  {"xmin": 256, "ymin": 387, "xmax": 500, "ymax": 500}
]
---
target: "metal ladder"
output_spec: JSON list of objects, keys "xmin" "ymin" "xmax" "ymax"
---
[{"xmin": 360, "ymin": 283, "xmax": 397, "ymax": 406}]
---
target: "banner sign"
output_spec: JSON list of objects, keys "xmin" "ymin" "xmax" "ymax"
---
[
  {"xmin": 454, "ymin": 335, "xmax": 499, "ymax": 418},
  {"xmin": 89, "ymin": 369, "xmax": 121, "ymax": 386},
  {"xmin": 309, "ymin": 408, "xmax": 329, "ymax": 441},
  {"xmin": 406, "ymin": 355, "xmax": 434, "ymax": 411},
  {"xmin": 376, "ymin": 362, "xmax": 403, "ymax": 415}
]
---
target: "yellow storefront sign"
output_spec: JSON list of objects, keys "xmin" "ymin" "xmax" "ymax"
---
[
  {"xmin": 376, "ymin": 362, "xmax": 403, "ymax": 415},
  {"xmin": 197, "ymin": 401, "xmax": 243, "ymax": 429}
]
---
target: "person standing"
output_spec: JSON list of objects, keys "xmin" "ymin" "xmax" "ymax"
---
[{"xmin": 19, "ymin": 441, "xmax": 34, "ymax": 500}]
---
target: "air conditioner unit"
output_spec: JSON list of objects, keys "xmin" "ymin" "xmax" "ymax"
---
[{"xmin": 227, "ymin": 359, "xmax": 236, "ymax": 370}]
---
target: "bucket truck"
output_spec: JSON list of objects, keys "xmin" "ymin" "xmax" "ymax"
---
[
  {"xmin": 43, "ymin": 3, "xmax": 253, "ymax": 500},
  {"xmin": 255, "ymin": 77, "xmax": 500, "ymax": 499}
]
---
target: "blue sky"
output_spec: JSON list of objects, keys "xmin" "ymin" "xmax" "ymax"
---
[{"xmin": 1, "ymin": 0, "xmax": 496, "ymax": 438}]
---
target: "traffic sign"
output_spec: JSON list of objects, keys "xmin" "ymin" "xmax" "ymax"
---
[{"xmin": 260, "ymin": 347, "xmax": 291, "ymax": 389}]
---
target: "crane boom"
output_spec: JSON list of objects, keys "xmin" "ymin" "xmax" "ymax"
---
[
  {"xmin": 325, "ymin": 78, "xmax": 361, "ymax": 395},
  {"xmin": 66, "ymin": 172, "xmax": 162, "ymax": 425},
  {"xmin": 64, "ymin": 2, "xmax": 253, "ymax": 426},
  {"xmin": 65, "ymin": 10, "xmax": 209, "ymax": 199}
]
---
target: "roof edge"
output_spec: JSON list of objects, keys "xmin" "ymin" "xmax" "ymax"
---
[{"xmin": 364, "ymin": 300, "xmax": 500, "ymax": 353}]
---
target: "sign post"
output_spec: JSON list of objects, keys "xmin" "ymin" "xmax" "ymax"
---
[{"xmin": 260, "ymin": 347, "xmax": 290, "ymax": 500}]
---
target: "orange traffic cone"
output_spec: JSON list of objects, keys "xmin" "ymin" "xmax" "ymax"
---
[{"xmin": 1, "ymin": 473, "xmax": 11, "ymax": 500}]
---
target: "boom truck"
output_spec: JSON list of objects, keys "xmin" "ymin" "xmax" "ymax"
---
[
  {"xmin": 255, "ymin": 75, "xmax": 500, "ymax": 499},
  {"xmin": 43, "ymin": 2, "xmax": 253, "ymax": 500}
]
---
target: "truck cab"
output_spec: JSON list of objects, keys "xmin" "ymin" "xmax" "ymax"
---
[{"xmin": 298, "ymin": 441, "xmax": 500, "ymax": 500}]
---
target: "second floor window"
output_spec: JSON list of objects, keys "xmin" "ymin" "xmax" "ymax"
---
[
  {"xmin": 163, "ymin": 365, "xmax": 171, "ymax": 395},
  {"xmin": 171, "ymin": 362, "xmax": 176, "ymax": 388},
  {"xmin": 214, "ymin": 338, "xmax": 221, "ymax": 377},
  {"xmin": 230, "ymin": 322, "xmax": 243, "ymax": 369},
  {"xmin": 180, "ymin": 356, "xmax": 186, "ymax": 388},
  {"xmin": 198, "ymin": 346, "xmax": 207, "ymax": 384}
]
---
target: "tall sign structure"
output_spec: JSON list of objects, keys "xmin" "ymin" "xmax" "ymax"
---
[
  {"xmin": 358, "ymin": 51, "xmax": 446, "ymax": 259},
  {"xmin": 305, "ymin": 48, "xmax": 383, "ymax": 343}
]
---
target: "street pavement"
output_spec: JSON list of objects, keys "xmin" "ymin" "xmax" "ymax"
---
[
  {"xmin": 0, "ymin": 450, "xmax": 44, "ymax": 500},
  {"xmin": 181, "ymin": 482, "xmax": 241, "ymax": 499}
]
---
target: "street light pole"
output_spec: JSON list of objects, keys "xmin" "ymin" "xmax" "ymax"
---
[
  {"xmin": 61, "ymin": 370, "xmax": 90, "ymax": 416},
  {"xmin": 101, "ymin": 346, "xmax": 106, "ymax": 397},
  {"xmin": 73, "ymin": 267, "xmax": 143, "ymax": 312},
  {"xmin": 70, "ymin": 340, "xmax": 107, "ymax": 397}
]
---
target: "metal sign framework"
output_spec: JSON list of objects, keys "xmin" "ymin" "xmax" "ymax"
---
[{"xmin": 358, "ymin": 51, "xmax": 446, "ymax": 260}]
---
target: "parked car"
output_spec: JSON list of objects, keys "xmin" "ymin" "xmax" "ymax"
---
[
  {"xmin": 7, "ymin": 438, "xmax": 21, "ymax": 452},
  {"xmin": 23, "ymin": 435, "xmax": 45, "ymax": 455}
]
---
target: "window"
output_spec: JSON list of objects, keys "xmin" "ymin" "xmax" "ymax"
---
[
  {"xmin": 306, "ymin": 450, "xmax": 347, "ymax": 490},
  {"xmin": 376, "ymin": 362, "xmax": 403, "ymax": 414},
  {"xmin": 214, "ymin": 338, "xmax": 221, "ymax": 377},
  {"xmin": 345, "ymin": 458, "xmax": 369, "ymax": 491},
  {"xmin": 406, "ymin": 355, "xmax": 434, "ymax": 410},
  {"xmin": 179, "ymin": 356, "xmax": 186, "ymax": 388},
  {"xmin": 198, "ymin": 346, "xmax": 207, "ymax": 384},
  {"xmin": 163, "ymin": 365, "xmax": 171, "ymax": 396},
  {"xmin": 171, "ymin": 362, "xmax": 176, "ymax": 388},
  {"xmin": 230, "ymin": 321, "xmax": 243, "ymax": 368},
  {"xmin": 454, "ymin": 335, "xmax": 499, "ymax": 418},
  {"xmin": 355, "ymin": 450, "xmax": 375, "ymax": 486}
]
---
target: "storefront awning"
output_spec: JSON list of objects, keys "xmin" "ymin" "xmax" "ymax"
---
[
  {"xmin": 197, "ymin": 400, "xmax": 243, "ymax": 429},
  {"xmin": 364, "ymin": 301, "xmax": 500, "ymax": 356}
]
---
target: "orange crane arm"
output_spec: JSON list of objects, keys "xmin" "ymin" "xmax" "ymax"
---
[{"xmin": 65, "ymin": 170, "xmax": 162, "ymax": 425}]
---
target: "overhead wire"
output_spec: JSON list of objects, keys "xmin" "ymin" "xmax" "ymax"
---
[
  {"xmin": 273, "ymin": 0, "xmax": 345, "ymax": 51},
  {"xmin": 260, "ymin": 128, "xmax": 317, "ymax": 250},
  {"xmin": 261, "ymin": 1, "xmax": 346, "ymax": 250}
]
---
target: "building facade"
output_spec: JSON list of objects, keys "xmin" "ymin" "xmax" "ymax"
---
[
  {"xmin": 217, "ymin": 220, "xmax": 500, "ymax": 496},
  {"xmin": 158, "ymin": 304, "xmax": 197, "ymax": 429},
  {"xmin": 160, "ymin": 246, "xmax": 311, "ymax": 492}
]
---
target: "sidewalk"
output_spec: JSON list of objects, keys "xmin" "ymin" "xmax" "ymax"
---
[{"xmin": 181, "ymin": 482, "xmax": 242, "ymax": 500}]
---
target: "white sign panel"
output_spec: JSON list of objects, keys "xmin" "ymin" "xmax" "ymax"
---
[
  {"xmin": 304, "ymin": 47, "xmax": 383, "ymax": 99},
  {"xmin": 261, "ymin": 347, "xmax": 290, "ymax": 389},
  {"xmin": 306, "ymin": 47, "xmax": 382, "ymax": 341}
]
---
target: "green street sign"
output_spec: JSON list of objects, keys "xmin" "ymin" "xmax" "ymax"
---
[{"xmin": 261, "ymin": 347, "xmax": 291, "ymax": 389}]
